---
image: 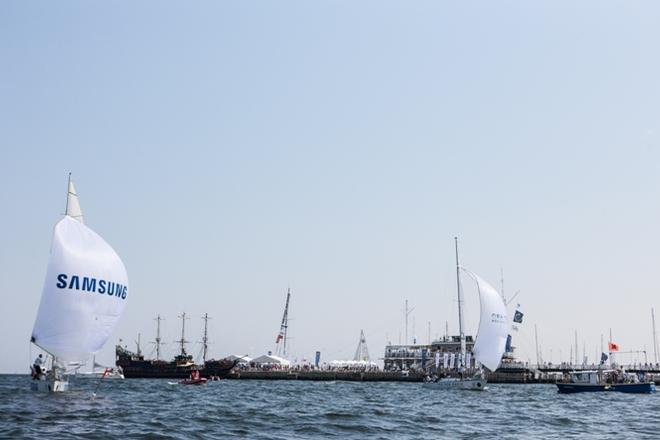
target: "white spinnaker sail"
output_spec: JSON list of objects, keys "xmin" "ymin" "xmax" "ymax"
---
[
  {"xmin": 66, "ymin": 177, "xmax": 84, "ymax": 224},
  {"xmin": 31, "ymin": 216, "xmax": 128, "ymax": 366},
  {"xmin": 463, "ymin": 269, "xmax": 508, "ymax": 371}
]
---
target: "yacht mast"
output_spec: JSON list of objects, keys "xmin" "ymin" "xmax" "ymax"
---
[
  {"xmin": 652, "ymin": 308, "xmax": 658, "ymax": 364},
  {"xmin": 534, "ymin": 324, "xmax": 540, "ymax": 367},
  {"xmin": 275, "ymin": 288, "xmax": 291, "ymax": 357},
  {"xmin": 455, "ymin": 237, "xmax": 466, "ymax": 360}
]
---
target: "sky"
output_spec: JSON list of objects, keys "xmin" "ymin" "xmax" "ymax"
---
[{"xmin": 1, "ymin": 1, "xmax": 660, "ymax": 373}]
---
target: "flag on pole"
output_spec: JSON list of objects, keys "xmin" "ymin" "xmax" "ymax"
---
[
  {"xmin": 608, "ymin": 342, "xmax": 619, "ymax": 352},
  {"xmin": 513, "ymin": 310, "xmax": 524, "ymax": 323}
]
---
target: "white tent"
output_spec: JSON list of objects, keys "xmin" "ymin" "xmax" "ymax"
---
[
  {"xmin": 226, "ymin": 354, "xmax": 252, "ymax": 364},
  {"xmin": 252, "ymin": 354, "xmax": 291, "ymax": 366},
  {"xmin": 329, "ymin": 360, "xmax": 378, "ymax": 368}
]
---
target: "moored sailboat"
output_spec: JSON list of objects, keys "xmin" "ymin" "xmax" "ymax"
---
[
  {"xmin": 30, "ymin": 175, "xmax": 129, "ymax": 392},
  {"xmin": 425, "ymin": 238, "xmax": 508, "ymax": 390}
]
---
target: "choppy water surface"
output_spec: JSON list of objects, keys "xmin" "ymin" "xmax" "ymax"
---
[{"xmin": 1, "ymin": 375, "xmax": 659, "ymax": 439}]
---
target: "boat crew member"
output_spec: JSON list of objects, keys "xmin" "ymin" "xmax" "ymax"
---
[{"xmin": 33, "ymin": 354, "xmax": 44, "ymax": 379}]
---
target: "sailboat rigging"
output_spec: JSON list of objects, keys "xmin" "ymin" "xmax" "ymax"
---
[
  {"xmin": 425, "ymin": 237, "xmax": 508, "ymax": 390},
  {"xmin": 30, "ymin": 174, "xmax": 129, "ymax": 392}
]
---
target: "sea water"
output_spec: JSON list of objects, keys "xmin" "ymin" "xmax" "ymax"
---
[{"xmin": 1, "ymin": 375, "xmax": 658, "ymax": 439}]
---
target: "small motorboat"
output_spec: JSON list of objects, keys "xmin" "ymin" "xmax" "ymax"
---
[
  {"xmin": 179, "ymin": 370, "xmax": 207, "ymax": 385},
  {"xmin": 556, "ymin": 369, "xmax": 656, "ymax": 394}
]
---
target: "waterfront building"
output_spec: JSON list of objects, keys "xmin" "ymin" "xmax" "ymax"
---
[{"xmin": 383, "ymin": 335, "xmax": 475, "ymax": 371}]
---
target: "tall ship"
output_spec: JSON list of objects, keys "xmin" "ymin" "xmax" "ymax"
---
[{"xmin": 116, "ymin": 313, "xmax": 237, "ymax": 378}]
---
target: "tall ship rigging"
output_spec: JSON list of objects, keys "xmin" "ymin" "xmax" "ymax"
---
[{"xmin": 116, "ymin": 312, "xmax": 237, "ymax": 378}]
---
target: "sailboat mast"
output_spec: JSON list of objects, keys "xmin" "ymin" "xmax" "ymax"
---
[
  {"xmin": 609, "ymin": 328, "xmax": 613, "ymax": 366},
  {"xmin": 651, "ymin": 308, "xmax": 659, "ymax": 365},
  {"xmin": 455, "ymin": 237, "xmax": 466, "ymax": 357},
  {"xmin": 534, "ymin": 325, "xmax": 540, "ymax": 367},
  {"xmin": 275, "ymin": 288, "xmax": 291, "ymax": 357},
  {"xmin": 283, "ymin": 289, "xmax": 290, "ymax": 356},
  {"xmin": 202, "ymin": 313, "xmax": 211, "ymax": 363}
]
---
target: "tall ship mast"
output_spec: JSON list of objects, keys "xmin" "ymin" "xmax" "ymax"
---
[
  {"xmin": 275, "ymin": 288, "xmax": 291, "ymax": 357},
  {"xmin": 201, "ymin": 313, "xmax": 211, "ymax": 363},
  {"xmin": 116, "ymin": 311, "xmax": 238, "ymax": 379},
  {"xmin": 176, "ymin": 312, "xmax": 190, "ymax": 358},
  {"xmin": 152, "ymin": 314, "xmax": 164, "ymax": 361}
]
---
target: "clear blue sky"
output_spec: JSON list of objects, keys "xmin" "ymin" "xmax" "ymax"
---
[{"xmin": 2, "ymin": 1, "xmax": 660, "ymax": 372}]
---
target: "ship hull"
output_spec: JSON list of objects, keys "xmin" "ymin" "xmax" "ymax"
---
[
  {"xmin": 557, "ymin": 382, "xmax": 656, "ymax": 394},
  {"xmin": 116, "ymin": 347, "xmax": 238, "ymax": 379}
]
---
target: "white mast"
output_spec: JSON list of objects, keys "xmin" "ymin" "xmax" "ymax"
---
[
  {"xmin": 609, "ymin": 328, "xmax": 613, "ymax": 366},
  {"xmin": 275, "ymin": 288, "xmax": 291, "ymax": 357},
  {"xmin": 455, "ymin": 237, "xmax": 466, "ymax": 361},
  {"xmin": 534, "ymin": 325, "xmax": 540, "ymax": 367},
  {"xmin": 404, "ymin": 300, "xmax": 414, "ymax": 345},
  {"xmin": 652, "ymin": 308, "xmax": 658, "ymax": 364}
]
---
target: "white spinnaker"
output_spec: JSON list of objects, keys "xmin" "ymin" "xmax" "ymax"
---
[
  {"xmin": 31, "ymin": 216, "xmax": 128, "ymax": 366},
  {"xmin": 66, "ymin": 178, "xmax": 84, "ymax": 223},
  {"xmin": 462, "ymin": 269, "xmax": 508, "ymax": 371}
]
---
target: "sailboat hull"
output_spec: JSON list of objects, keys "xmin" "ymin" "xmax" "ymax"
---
[
  {"xmin": 424, "ymin": 377, "xmax": 488, "ymax": 391},
  {"xmin": 557, "ymin": 382, "xmax": 656, "ymax": 394},
  {"xmin": 30, "ymin": 379, "xmax": 69, "ymax": 392}
]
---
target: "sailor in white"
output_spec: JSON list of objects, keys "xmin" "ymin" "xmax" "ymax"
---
[{"xmin": 33, "ymin": 354, "xmax": 44, "ymax": 379}]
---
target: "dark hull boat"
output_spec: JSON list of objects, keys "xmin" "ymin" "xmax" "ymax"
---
[
  {"xmin": 556, "ymin": 370, "xmax": 656, "ymax": 394},
  {"xmin": 116, "ymin": 346, "xmax": 237, "ymax": 379},
  {"xmin": 557, "ymin": 382, "xmax": 655, "ymax": 394}
]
